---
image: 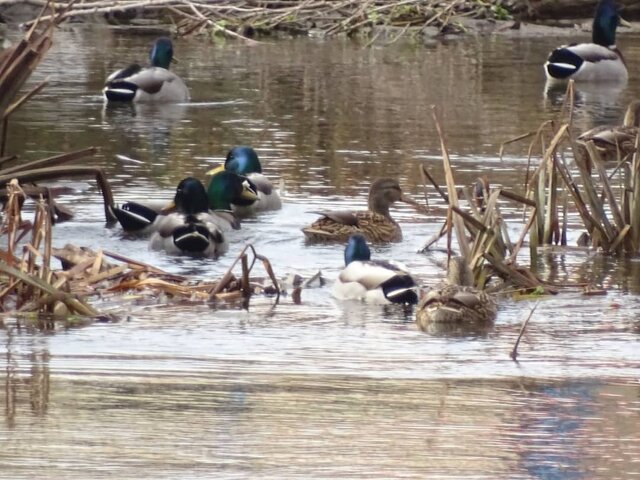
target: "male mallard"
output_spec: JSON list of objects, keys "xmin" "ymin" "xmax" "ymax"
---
[
  {"xmin": 544, "ymin": 0, "xmax": 629, "ymax": 83},
  {"xmin": 207, "ymin": 146, "xmax": 281, "ymax": 216},
  {"xmin": 575, "ymin": 99, "xmax": 640, "ymax": 169},
  {"xmin": 302, "ymin": 178, "xmax": 415, "ymax": 244},
  {"xmin": 415, "ymin": 256, "xmax": 497, "ymax": 330},
  {"xmin": 103, "ymin": 37, "xmax": 190, "ymax": 103},
  {"xmin": 331, "ymin": 234, "xmax": 418, "ymax": 304},
  {"xmin": 112, "ymin": 170, "xmax": 256, "ymax": 234},
  {"xmin": 149, "ymin": 177, "xmax": 229, "ymax": 257}
]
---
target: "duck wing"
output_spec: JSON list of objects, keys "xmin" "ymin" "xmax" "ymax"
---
[
  {"xmin": 310, "ymin": 210, "xmax": 358, "ymax": 226},
  {"xmin": 105, "ymin": 63, "xmax": 142, "ymax": 84}
]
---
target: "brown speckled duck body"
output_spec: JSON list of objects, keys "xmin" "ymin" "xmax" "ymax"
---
[{"xmin": 302, "ymin": 178, "xmax": 409, "ymax": 244}]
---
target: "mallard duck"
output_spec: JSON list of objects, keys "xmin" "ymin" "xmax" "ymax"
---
[
  {"xmin": 415, "ymin": 256, "xmax": 497, "ymax": 330},
  {"xmin": 575, "ymin": 99, "xmax": 640, "ymax": 170},
  {"xmin": 103, "ymin": 37, "xmax": 190, "ymax": 103},
  {"xmin": 302, "ymin": 178, "xmax": 415, "ymax": 244},
  {"xmin": 112, "ymin": 171, "xmax": 256, "ymax": 234},
  {"xmin": 544, "ymin": 0, "xmax": 629, "ymax": 83},
  {"xmin": 207, "ymin": 146, "xmax": 281, "ymax": 216},
  {"xmin": 331, "ymin": 234, "xmax": 418, "ymax": 304},
  {"xmin": 149, "ymin": 177, "xmax": 230, "ymax": 257}
]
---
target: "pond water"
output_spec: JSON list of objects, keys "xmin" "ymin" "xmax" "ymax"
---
[{"xmin": 1, "ymin": 25, "xmax": 640, "ymax": 479}]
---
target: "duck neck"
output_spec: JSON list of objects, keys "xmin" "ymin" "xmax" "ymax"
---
[
  {"xmin": 449, "ymin": 257, "xmax": 474, "ymax": 287},
  {"xmin": 368, "ymin": 195, "xmax": 391, "ymax": 218},
  {"xmin": 592, "ymin": 1, "xmax": 618, "ymax": 47}
]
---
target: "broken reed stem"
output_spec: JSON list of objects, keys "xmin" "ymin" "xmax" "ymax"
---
[
  {"xmin": 510, "ymin": 303, "xmax": 537, "ymax": 361},
  {"xmin": 432, "ymin": 105, "xmax": 470, "ymax": 259}
]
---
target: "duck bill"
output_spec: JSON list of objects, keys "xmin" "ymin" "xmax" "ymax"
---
[
  {"xmin": 160, "ymin": 200, "xmax": 176, "ymax": 214},
  {"xmin": 619, "ymin": 17, "xmax": 632, "ymax": 28},
  {"xmin": 241, "ymin": 185, "xmax": 259, "ymax": 202},
  {"xmin": 400, "ymin": 194, "xmax": 429, "ymax": 215},
  {"xmin": 171, "ymin": 56, "xmax": 180, "ymax": 64},
  {"xmin": 206, "ymin": 165, "xmax": 225, "ymax": 176}
]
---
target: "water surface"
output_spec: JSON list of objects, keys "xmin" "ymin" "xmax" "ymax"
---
[{"xmin": 1, "ymin": 26, "xmax": 640, "ymax": 479}]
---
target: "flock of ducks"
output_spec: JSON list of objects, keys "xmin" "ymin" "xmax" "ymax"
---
[{"xmin": 101, "ymin": 0, "xmax": 634, "ymax": 329}]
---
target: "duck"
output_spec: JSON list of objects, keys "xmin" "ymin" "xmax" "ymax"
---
[
  {"xmin": 206, "ymin": 146, "xmax": 281, "ymax": 216},
  {"xmin": 544, "ymin": 0, "xmax": 629, "ymax": 83},
  {"xmin": 148, "ymin": 177, "xmax": 230, "ymax": 257},
  {"xmin": 302, "ymin": 178, "xmax": 415, "ymax": 244},
  {"xmin": 112, "ymin": 170, "xmax": 257, "ymax": 234},
  {"xmin": 331, "ymin": 234, "xmax": 418, "ymax": 304},
  {"xmin": 575, "ymin": 99, "xmax": 640, "ymax": 170},
  {"xmin": 415, "ymin": 256, "xmax": 497, "ymax": 330},
  {"xmin": 103, "ymin": 37, "xmax": 190, "ymax": 103}
]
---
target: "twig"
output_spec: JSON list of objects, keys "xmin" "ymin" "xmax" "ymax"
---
[{"xmin": 510, "ymin": 303, "xmax": 537, "ymax": 361}]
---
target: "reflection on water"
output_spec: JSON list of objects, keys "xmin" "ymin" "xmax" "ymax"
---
[{"xmin": 2, "ymin": 26, "xmax": 640, "ymax": 479}]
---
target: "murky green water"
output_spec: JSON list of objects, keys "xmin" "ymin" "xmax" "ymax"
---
[{"xmin": 1, "ymin": 26, "xmax": 640, "ymax": 478}]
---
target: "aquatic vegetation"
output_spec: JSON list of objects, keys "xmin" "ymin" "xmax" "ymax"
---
[{"xmin": 503, "ymin": 83, "xmax": 640, "ymax": 254}]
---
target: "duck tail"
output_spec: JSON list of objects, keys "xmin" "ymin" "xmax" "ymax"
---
[
  {"xmin": 103, "ymin": 80, "xmax": 139, "ymax": 102},
  {"xmin": 111, "ymin": 201, "xmax": 158, "ymax": 232},
  {"xmin": 545, "ymin": 48, "xmax": 583, "ymax": 79},
  {"xmin": 173, "ymin": 223, "xmax": 211, "ymax": 253},
  {"xmin": 381, "ymin": 274, "xmax": 418, "ymax": 304}
]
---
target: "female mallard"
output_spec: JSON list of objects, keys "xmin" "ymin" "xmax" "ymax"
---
[
  {"xmin": 149, "ymin": 177, "xmax": 229, "ymax": 257},
  {"xmin": 302, "ymin": 178, "xmax": 414, "ymax": 244},
  {"xmin": 575, "ymin": 99, "xmax": 640, "ymax": 170},
  {"xmin": 112, "ymin": 171, "xmax": 256, "ymax": 234},
  {"xmin": 415, "ymin": 256, "xmax": 497, "ymax": 330},
  {"xmin": 332, "ymin": 234, "xmax": 418, "ymax": 304},
  {"xmin": 544, "ymin": 0, "xmax": 629, "ymax": 83},
  {"xmin": 103, "ymin": 37, "xmax": 190, "ymax": 103},
  {"xmin": 207, "ymin": 146, "xmax": 281, "ymax": 216}
]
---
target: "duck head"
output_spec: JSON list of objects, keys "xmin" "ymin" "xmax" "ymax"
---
[
  {"xmin": 344, "ymin": 234, "xmax": 371, "ymax": 266},
  {"xmin": 368, "ymin": 178, "xmax": 418, "ymax": 217},
  {"xmin": 225, "ymin": 146, "xmax": 262, "ymax": 175},
  {"xmin": 150, "ymin": 37, "xmax": 174, "ymax": 69},
  {"xmin": 207, "ymin": 170, "xmax": 259, "ymax": 210},
  {"xmin": 592, "ymin": 0, "xmax": 624, "ymax": 47},
  {"xmin": 174, "ymin": 177, "xmax": 209, "ymax": 215}
]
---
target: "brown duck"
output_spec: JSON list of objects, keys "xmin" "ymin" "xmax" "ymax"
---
[
  {"xmin": 416, "ymin": 256, "xmax": 497, "ymax": 331},
  {"xmin": 302, "ymin": 178, "xmax": 415, "ymax": 244},
  {"xmin": 576, "ymin": 99, "xmax": 640, "ymax": 170}
]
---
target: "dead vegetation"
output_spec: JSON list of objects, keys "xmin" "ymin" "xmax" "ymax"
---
[
  {"xmin": 419, "ymin": 106, "xmax": 552, "ymax": 296},
  {"xmin": 17, "ymin": 0, "xmax": 513, "ymax": 42},
  {"xmin": 1, "ymin": 179, "xmax": 281, "ymax": 319},
  {"xmin": 502, "ymin": 81, "xmax": 640, "ymax": 254}
]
